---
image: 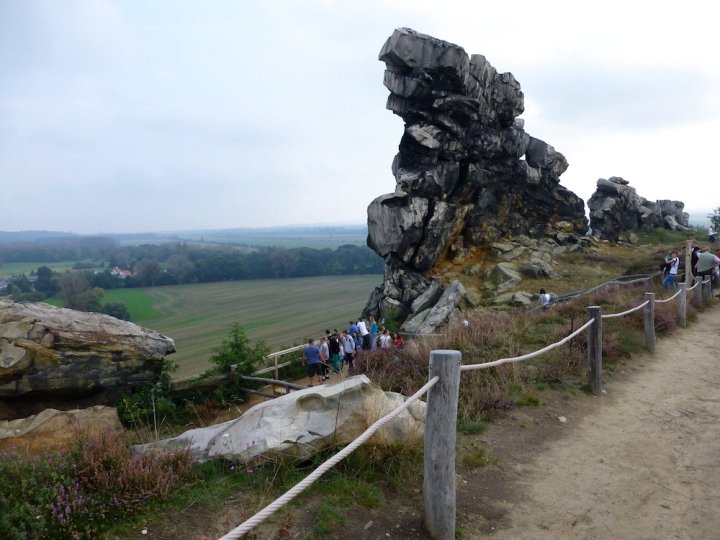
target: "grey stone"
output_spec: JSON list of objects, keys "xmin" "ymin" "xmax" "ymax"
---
[{"xmin": 135, "ymin": 376, "xmax": 425, "ymax": 464}]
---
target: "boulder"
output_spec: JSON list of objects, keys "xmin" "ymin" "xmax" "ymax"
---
[
  {"xmin": 401, "ymin": 280, "xmax": 467, "ymax": 334},
  {"xmin": 364, "ymin": 29, "xmax": 587, "ymax": 324},
  {"xmin": 0, "ymin": 300, "xmax": 175, "ymax": 420},
  {"xmin": 134, "ymin": 375, "xmax": 425, "ymax": 464},
  {"xmin": 0, "ymin": 405, "xmax": 122, "ymax": 454}
]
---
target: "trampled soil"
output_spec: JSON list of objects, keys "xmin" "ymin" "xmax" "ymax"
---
[{"xmin": 134, "ymin": 303, "xmax": 720, "ymax": 539}]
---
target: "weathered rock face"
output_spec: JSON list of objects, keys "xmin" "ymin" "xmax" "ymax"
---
[
  {"xmin": 365, "ymin": 28, "xmax": 587, "ymax": 329},
  {"xmin": 0, "ymin": 300, "xmax": 175, "ymax": 420},
  {"xmin": 0, "ymin": 405, "xmax": 122, "ymax": 454},
  {"xmin": 588, "ymin": 177, "xmax": 691, "ymax": 241},
  {"xmin": 134, "ymin": 375, "xmax": 425, "ymax": 464}
]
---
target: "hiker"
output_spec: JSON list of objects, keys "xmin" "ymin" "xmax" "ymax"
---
[
  {"xmin": 709, "ymin": 224, "xmax": 716, "ymax": 244},
  {"xmin": 662, "ymin": 251, "xmax": 680, "ymax": 289},
  {"xmin": 392, "ymin": 332, "xmax": 404, "ymax": 350},
  {"xmin": 695, "ymin": 247, "xmax": 720, "ymax": 290},
  {"xmin": 342, "ymin": 330, "xmax": 355, "ymax": 372},
  {"xmin": 539, "ymin": 288, "xmax": 552, "ymax": 310},
  {"xmin": 357, "ymin": 318, "xmax": 371, "ymax": 350},
  {"xmin": 303, "ymin": 338, "xmax": 323, "ymax": 386},
  {"xmin": 328, "ymin": 329, "xmax": 343, "ymax": 374},
  {"xmin": 379, "ymin": 329, "xmax": 392, "ymax": 349},
  {"xmin": 319, "ymin": 335, "xmax": 330, "ymax": 381},
  {"xmin": 369, "ymin": 315, "xmax": 378, "ymax": 349}
]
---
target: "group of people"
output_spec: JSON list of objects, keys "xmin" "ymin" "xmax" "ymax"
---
[
  {"xmin": 301, "ymin": 316, "xmax": 405, "ymax": 385},
  {"xmin": 661, "ymin": 240, "xmax": 720, "ymax": 290}
]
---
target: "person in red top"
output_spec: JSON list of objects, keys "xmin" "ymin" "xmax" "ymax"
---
[{"xmin": 392, "ymin": 332, "xmax": 404, "ymax": 350}]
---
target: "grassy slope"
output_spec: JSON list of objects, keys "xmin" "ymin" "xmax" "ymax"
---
[{"xmin": 129, "ymin": 275, "xmax": 381, "ymax": 379}]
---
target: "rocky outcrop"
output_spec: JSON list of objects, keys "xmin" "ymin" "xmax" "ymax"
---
[
  {"xmin": 135, "ymin": 375, "xmax": 425, "ymax": 464},
  {"xmin": 0, "ymin": 300, "xmax": 175, "ymax": 420},
  {"xmin": 588, "ymin": 177, "xmax": 691, "ymax": 241},
  {"xmin": 365, "ymin": 28, "xmax": 587, "ymax": 330},
  {"xmin": 0, "ymin": 405, "xmax": 122, "ymax": 454}
]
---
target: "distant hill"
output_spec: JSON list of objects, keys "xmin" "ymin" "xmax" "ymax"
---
[
  {"xmin": 0, "ymin": 225, "xmax": 368, "ymax": 249},
  {"xmin": 0, "ymin": 231, "xmax": 79, "ymax": 244}
]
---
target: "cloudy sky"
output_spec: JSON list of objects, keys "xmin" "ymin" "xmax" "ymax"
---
[{"xmin": 1, "ymin": 0, "xmax": 718, "ymax": 234}]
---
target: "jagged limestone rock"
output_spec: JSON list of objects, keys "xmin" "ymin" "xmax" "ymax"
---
[
  {"xmin": 0, "ymin": 300, "xmax": 175, "ymax": 420},
  {"xmin": 134, "ymin": 375, "xmax": 425, "ymax": 464},
  {"xmin": 364, "ymin": 28, "xmax": 587, "ymax": 330}
]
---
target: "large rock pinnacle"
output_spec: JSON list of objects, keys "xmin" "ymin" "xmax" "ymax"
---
[{"xmin": 365, "ymin": 28, "xmax": 587, "ymax": 331}]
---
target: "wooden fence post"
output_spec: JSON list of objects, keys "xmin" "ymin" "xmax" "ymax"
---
[
  {"xmin": 678, "ymin": 282, "xmax": 687, "ymax": 328},
  {"xmin": 704, "ymin": 277, "xmax": 712, "ymax": 303},
  {"xmin": 424, "ymin": 350, "xmax": 462, "ymax": 540},
  {"xmin": 685, "ymin": 240, "xmax": 693, "ymax": 293},
  {"xmin": 693, "ymin": 276, "xmax": 703, "ymax": 308},
  {"xmin": 643, "ymin": 292, "xmax": 656, "ymax": 353},
  {"xmin": 586, "ymin": 306, "xmax": 602, "ymax": 395}
]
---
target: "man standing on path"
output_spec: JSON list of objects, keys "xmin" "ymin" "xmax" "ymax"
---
[
  {"xmin": 303, "ymin": 338, "xmax": 323, "ymax": 386},
  {"xmin": 357, "ymin": 318, "xmax": 371, "ymax": 350},
  {"xmin": 696, "ymin": 247, "xmax": 720, "ymax": 290},
  {"xmin": 342, "ymin": 330, "xmax": 355, "ymax": 373}
]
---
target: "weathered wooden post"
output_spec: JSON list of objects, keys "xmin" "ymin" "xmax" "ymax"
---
[
  {"xmin": 704, "ymin": 277, "xmax": 712, "ymax": 303},
  {"xmin": 678, "ymin": 282, "xmax": 687, "ymax": 327},
  {"xmin": 643, "ymin": 292, "xmax": 656, "ymax": 353},
  {"xmin": 586, "ymin": 306, "xmax": 602, "ymax": 395},
  {"xmin": 424, "ymin": 350, "xmax": 462, "ymax": 540},
  {"xmin": 692, "ymin": 276, "xmax": 703, "ymax": 308},
  {"xmin": 685, "ymin": 240, "xmax": 693, "ymax": 293}
]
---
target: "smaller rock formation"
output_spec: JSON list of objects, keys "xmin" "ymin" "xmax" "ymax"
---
[
  {"xmin": 588, "ymin": 177, "xmax": 691, "ymax": 241},
  {"xmin": 0, "ymin": 300, "xmax": 175, "ymax": 420},
  {"xmin": 0, "ymin": 405, "xmax": 122, "ymax": 454},
  {"xmin": 135, "ymin": 375, "xmax": 426, "ymax": 464}
]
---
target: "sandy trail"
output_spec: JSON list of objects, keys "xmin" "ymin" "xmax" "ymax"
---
[{"xmin": 483, "ymin": 304, "xmax": 720, "ymax": 540}]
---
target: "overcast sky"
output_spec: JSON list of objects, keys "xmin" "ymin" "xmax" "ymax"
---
[{"xmin": 1, "ymin": 0, "xmax": 717, "ymax": 234}]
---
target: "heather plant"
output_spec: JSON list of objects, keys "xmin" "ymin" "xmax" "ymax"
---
[{"xmin": 0, "ymin": 430, "xmax": 193, "ymax": 540}]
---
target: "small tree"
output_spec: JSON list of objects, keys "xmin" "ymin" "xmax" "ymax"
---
[
  {"xmin": 707, "ymin": 207, "xmax": 720, "ymax": 230},
  {"xmin": 208, "ymin": 323, "xmax": 269, "ymax": 377}
]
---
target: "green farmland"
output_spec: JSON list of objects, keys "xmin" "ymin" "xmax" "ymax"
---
[
  {"xmin": 0, "ymin": 260, "xmax": 102, "ymax": 277},
  {"xmin": 123, "ymin": 275, "xmax": 381, "ymax": 379}
]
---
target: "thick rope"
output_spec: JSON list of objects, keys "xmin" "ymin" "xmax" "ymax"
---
[
  {"xmin": 460, "ymin": 319, "xmax": 594, "ymax": 372},
  {"xmin": 601, "ymin": 300, "xmax": 649, "ymax": 319},
  {"xmin": 654, "ymin": 288, "xmax": 683, "ymax": 304},
  {"xmin": 687, "ymin": 280, "xmax": 700, "ymax": 291},
  {"xmin": 218, "ymin": 376, "xmax": 440, "ymax": 540}
]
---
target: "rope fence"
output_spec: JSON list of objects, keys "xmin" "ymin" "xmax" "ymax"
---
[
  {"xmin": 460, "ymin": 319, "xmax": 595, "ymax": 372},
  {"xmin": 217, "ymin": 241, "xmax": 715, "ymax": 540},
  {"xmin": 219, "ymin": 376, "xmax": 440, "ymax": 540},
  {"xmin": 601, "ymin": 300, "xmax": 649, "ymax": 319}
]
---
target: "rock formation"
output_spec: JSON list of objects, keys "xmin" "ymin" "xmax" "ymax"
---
[
  {"xmin": 588, "ymin": 177, "xmax": 691, "ymax": 241},
  {"xmin": 135, "ymin": 375, "xmax": 426, "ymax": 464},
  {"xmin": 0, "ymin": 300, "xmax": 175, "ymax": 420},
  {"xmin": 0, "ymin": 405, "xmax": 122, "ymax": 454},
  {"xmin": 364, "ymin": 28, "xmax": 587, "ymax": 330}
]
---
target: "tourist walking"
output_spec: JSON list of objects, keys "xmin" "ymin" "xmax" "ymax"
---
[
  {"xmin": 357, "ymin": 318, "xmax": 371, "ymax": 350},
  {"xmin": 662, "ymin": 251, "xmax": 680, "ymax": 289},
  {"xmin": 342, "ymin": 330, "xmax": 355, "ymax": 372},
  {"xmin": 709, "ymin": 225, "xmax": 716, "ymax": 244},
  {"xmin": 328, "ymin": 329, "xmax": 343, "ymax": 374},
  {"xmin": 539, "ymin": 288, "xmax": 552, "ymax": 310},
  {"xmin": 319, "ymin": 336, "xmax": 330, "ymax": 381},
  {"xmin": 303, "ymin": 338, "xmax": 323, "ymax": 386}
]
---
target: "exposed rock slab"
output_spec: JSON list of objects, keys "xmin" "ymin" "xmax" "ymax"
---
[
  {"xmin": 0, "ymin": 300, "xmax": 175, "ymax": 420},
  {"xmin": 134, "ymin": 375, "xmax": 425, "ymax": 464}
]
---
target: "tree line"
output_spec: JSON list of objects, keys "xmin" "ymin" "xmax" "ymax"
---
[{"xmin": 1, "ymin": 239, "xmax": 384, "ymax": 319}]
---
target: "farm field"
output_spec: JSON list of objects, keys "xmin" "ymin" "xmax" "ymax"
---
[
  {"xmin": 0, "ymin": 260, "xmax": 102, "ymax": 277},
  {"xmin": 129, "ymin": 275, "xmax": 381, "ymax": 379}
]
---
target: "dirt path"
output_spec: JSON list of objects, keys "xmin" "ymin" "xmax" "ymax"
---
[{"xmin": 474, "ymin": 303, "xmax": 720, "ymax": 540}]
